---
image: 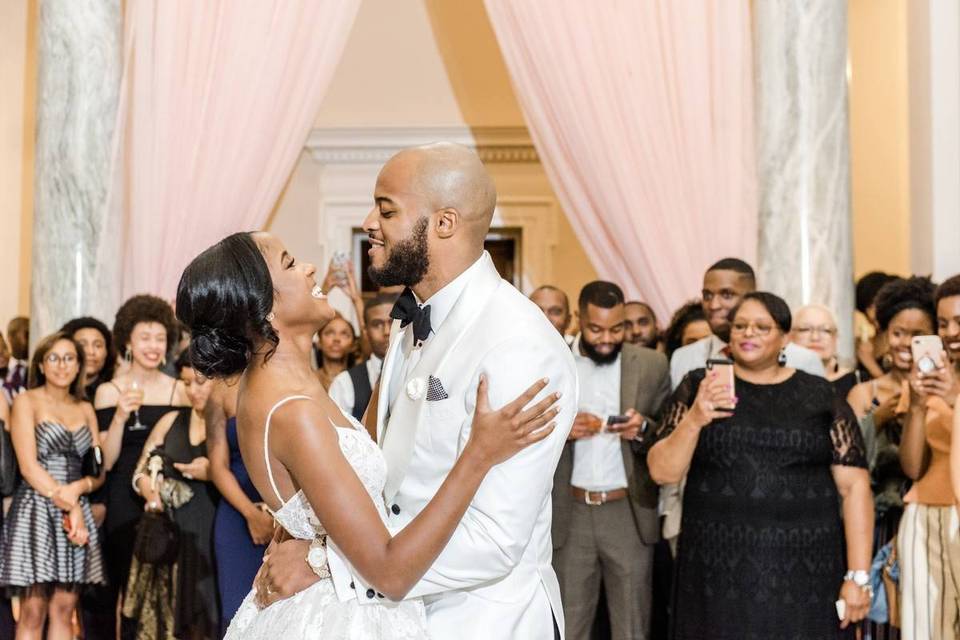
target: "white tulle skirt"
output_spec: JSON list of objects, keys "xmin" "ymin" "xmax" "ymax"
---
[{"xmin": 224, "ymin": 577, "xmax": 429, "ymax": 640}]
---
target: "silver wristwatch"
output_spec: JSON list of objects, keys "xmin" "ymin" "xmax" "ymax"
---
[
  {"xmin": 306, "ymin": 537, "xmax": 331, "ymax": 579},
  {"xmin": 844, "ymin": 569, "xmax": 870, "ymax": 588}
]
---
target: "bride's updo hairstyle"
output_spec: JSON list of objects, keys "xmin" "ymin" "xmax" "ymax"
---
[{"xmin": 176, "ymin": 232, "xmax": 279, "ymax": 379}]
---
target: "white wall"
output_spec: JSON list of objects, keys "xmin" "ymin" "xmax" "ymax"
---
[
  {"xmin": 908, "ymin": 0, "xmax": 960, "ymax": 280},
  {"xmin": 0, "ymin": 0, "xmax": 35, "ymax": 322}
]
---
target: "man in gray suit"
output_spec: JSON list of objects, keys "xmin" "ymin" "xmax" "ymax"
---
[{"xmin": 552, "ymin": 281, "xmax": 671, "ymax": 640}]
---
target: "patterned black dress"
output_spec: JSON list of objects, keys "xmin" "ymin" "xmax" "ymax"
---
[
  {"xmin": 0, "ymin": 421, "xmax": 105, "ymax": 594},
  {"xmin": 660, "ymin": 370, "xmax": 868, "ymax": 640}
]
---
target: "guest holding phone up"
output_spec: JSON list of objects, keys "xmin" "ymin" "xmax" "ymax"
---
[
  {"xmin": 551, "ymin": 281, "xmax": 671, "ymax": 640},
  {"xmin": 898, "ymin": 275, "xmax": 960, "ymax": 640},
  {"xmin": 647, "ymin": 292, "xmax": 874, "ymax": 639}
]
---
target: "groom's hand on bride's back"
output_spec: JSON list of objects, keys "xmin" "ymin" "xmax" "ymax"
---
[
  {"xmin": 254, "ymin": 533, "xmax": 316, "ymax": 609},
  {"xmin": 465, "ymin": 375, "xmax": 562, "ymax": 468}
]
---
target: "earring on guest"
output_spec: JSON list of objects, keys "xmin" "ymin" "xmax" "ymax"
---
[
  {"xmin": 777, "ymin": 349, "xmax": 788, "ymax": 367},
  {"xmin": 124, "ymin": 348, "xmax": 133, "ymax": 365},
  {"xmin": 266, "ymin": 312, "xmax": 276, "ymax": 323}
]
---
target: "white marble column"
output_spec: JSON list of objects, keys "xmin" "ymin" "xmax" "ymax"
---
[
  {"xmin": 30, "ymin": 0, "xmax": 122, "ymax": 342},
  {"xmin": 754, "ymin": 1, "xmax": 855, "ymax": 362}
]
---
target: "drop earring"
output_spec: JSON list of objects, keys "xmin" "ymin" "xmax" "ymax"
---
[
  {"xmin": 124, "ymin": 347, "xmax": 133, "ymax": 365},
  {"xmin": 777, "ymin": 348, "xmax": 788, "ymax": 367}
]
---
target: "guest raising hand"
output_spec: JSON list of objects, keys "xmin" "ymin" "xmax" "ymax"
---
[
  {"xmin": 898, "ymin": 275, "xmax": 960, "ymax": 640},
  {"xmin": 648, "ymin": 292, "xmax": 873, "ymax": 639},
  {"xmin": 94, "ymin": 295, "xmax": 190, "ymax": 639}
]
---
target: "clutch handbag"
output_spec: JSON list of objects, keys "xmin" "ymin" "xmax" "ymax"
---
[{"xmin": 81, "ymin": 444, "xmax": 103, "ymax": 478}]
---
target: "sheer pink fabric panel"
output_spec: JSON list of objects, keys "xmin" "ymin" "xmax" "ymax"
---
[
  {"xmin": 484, "ymin": 0, "xmax": 758, "ymax": 319},
  {"xmin": 113, "ymin": 0, "xmax": 360, "ymax": 300}
]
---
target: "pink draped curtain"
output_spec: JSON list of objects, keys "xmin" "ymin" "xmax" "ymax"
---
[
  {"xmin": 111, "ymin": 0, "xmax": 360, "ymax": 300},
  {"xmin": 484, "ymin": 0, "xmax": 757, "ymax": 321}
]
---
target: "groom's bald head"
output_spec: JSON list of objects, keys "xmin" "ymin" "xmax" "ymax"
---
[
  {"xmin": 364, "ymin": 142, "xmax": 498, "ymax": 295},
  {"xmin": 388, "ymin": 142, "xmax": 496, "ymax": 244}
]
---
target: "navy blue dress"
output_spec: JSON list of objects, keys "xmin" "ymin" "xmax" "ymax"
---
[{"xmin": 214, "ymin": 417, "xmax": 267, "ymax": 636}]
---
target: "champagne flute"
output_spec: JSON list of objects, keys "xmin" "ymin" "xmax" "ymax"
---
[{"xmin": 129, "ymin": 380, "xmax": 147, "ymax": 431}]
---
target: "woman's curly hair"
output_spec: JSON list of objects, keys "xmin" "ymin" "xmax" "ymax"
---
[{"xmin": 112, "ymin": 294, "xmax": 179, "ymax": 356}]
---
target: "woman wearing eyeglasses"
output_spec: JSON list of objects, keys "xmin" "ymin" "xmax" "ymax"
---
[
  {"xmin": 0, "ymin": 332, "xmax": 105, "ymax": 640},
  {"xmin": 648, "ymin": 292, "xmax": 874, "ymax": 639},
  {"xmin": 791, "ymin": 305, "xmax": 862, "ymax": 399}
]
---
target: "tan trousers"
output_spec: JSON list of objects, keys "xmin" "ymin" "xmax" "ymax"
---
[
  {"xmin": 898, "ymin": 503, "xmax": 960, "ymax": 640},
  {"xmin": 554, "ymin": 498, "xmax": 653, "ymax": 640}
]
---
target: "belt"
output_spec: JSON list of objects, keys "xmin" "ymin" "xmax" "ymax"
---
[{"xmin": 571, "ymin": 486, "xmax": 628, "ymax": 506}]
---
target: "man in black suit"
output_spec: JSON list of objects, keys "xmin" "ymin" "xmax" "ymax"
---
[{"xmin": 552, "ymin": 282, "xmax": 671, "ymax": 640}]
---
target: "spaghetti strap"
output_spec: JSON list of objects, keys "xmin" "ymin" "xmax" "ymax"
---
[
  {"xmin": 169, "ymin": 378, "xmax": 179, "ymax": 404},
  {"xmin": 263, "ymin": 395, "xmax": 312, "ymax": 505}
]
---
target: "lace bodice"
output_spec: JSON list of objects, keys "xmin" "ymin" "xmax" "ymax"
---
[{"xmin": 265, "ymin": 397, "xmax": 389, "ymax": 540}]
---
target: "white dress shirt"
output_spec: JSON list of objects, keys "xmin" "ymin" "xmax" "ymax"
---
[
  {"xmin": 387, "ymin": 256, "xmax": 485, "ymax": 411},
  {"xmin": 329, "ymin": 355, "xmax": 383, "ymax": 417},
  {"xmin": 669, "ymin": 334, "xmax": 826, "ymax": 390},
  {"xmin": 570, "ymin": 336, "xmax": 627, "ymax": 492}
]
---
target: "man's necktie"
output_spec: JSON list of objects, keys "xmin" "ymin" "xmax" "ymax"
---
[{"xmin": 390, "ymin": 288, "xmax": 432, "ymax": 345}]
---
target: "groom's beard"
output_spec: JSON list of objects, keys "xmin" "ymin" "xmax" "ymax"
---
[{"xmin": 368, "ymin": 216, "xmax": 431, "ymax": 287}]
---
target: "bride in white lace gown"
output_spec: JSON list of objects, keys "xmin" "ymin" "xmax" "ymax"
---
[
  {"xmin": 224, "ymin": 397, "xmax": 428, "ymax": 639},
  {"xmin": 176, "ymin": 232, "xmax": 559, "ymax": 640}
]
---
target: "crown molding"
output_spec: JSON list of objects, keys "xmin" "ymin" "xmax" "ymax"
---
[{"xmin": 305, "ymin": 126, "xmax": 538, "ymax": 164}]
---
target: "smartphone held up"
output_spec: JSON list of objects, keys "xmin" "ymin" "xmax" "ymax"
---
[{"xmin": 706, "ymin": 358, "xmax": 736, "ymax": 413}]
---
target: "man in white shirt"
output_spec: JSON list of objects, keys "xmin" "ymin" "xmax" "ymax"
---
[
  {"xmin": 328, "ymin": 293, "xmax": 396, "ymax": 420},
  {"xmin": 669, "ymin": 258, "xmax": 825, "ymax": 389},
  {"xmin": 553, "ymin": 281, "xmax": 671, "ymax": 640}
]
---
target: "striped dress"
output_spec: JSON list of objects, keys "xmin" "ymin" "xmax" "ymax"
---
[{"xmin": 0, "ymin": 421, "xmax": 105, "ymax": 593}]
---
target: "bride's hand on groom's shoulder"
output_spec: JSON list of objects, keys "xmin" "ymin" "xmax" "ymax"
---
[{"xmin": 465, "ymin": 375, "xmax": 562, "ymax": 468}]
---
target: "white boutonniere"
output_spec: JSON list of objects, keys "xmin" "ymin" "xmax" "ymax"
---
[{"xmin": 406, "ymin": 378, "xmax": 426, "ymax": 401}]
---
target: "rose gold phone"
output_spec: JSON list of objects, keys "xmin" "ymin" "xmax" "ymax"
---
[
  {"xmin": 912, "ymin": 335, "xmax": 945, "ymax": 374},
  {"xmin": 706, "ymin": 358, "xmax": 735, "ymax": 411}
]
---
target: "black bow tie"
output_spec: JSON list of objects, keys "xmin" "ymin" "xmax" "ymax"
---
[{"xmin": 390, "ymin": 288, "xmax": 432, "ymax": 344}]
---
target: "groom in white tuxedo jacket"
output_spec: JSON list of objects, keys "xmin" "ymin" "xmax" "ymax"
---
[{"xmin": 322, "ymin": 143, "xmax": 578, "ymax": 639}]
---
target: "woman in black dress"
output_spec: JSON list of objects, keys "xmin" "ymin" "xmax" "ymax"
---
[
  {"xmin": 648, "ymin": 292, "xmax": 875, "ymax": 639},
  {"xmin": 126, "ymin": 350, "xmax": 219, "ymax": 639},
  {"xmin": 94, "ymin": 295, "xmax": 190, "ymax": 639}
]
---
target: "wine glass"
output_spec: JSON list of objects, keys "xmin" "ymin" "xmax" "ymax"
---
[{"xmin": 128, "ymin": 380, "xmax": 147, "ymax": 431}]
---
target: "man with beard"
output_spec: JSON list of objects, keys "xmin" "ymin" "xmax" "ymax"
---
[
  {"xmin": 624, "ymin": 301, "xmax": 659, "ymax": 349},
  {"xmin": 552, "ymin": 281, "xmax": 671, "ymax": 640},
  {"xmin": 260, "ymin": 142, "xmax": 578, "ymax": 639}
]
